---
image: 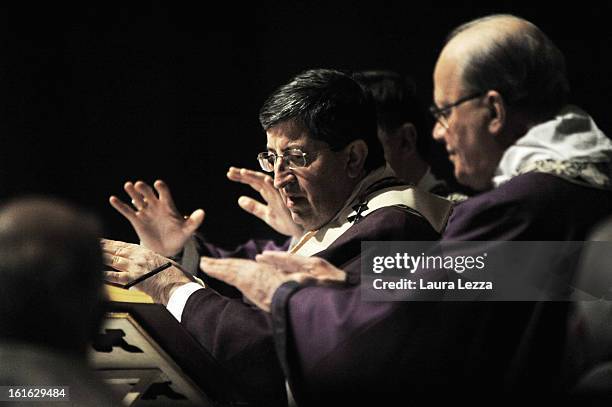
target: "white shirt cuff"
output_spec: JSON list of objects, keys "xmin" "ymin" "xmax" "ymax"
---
[{"xmin": 166, "ymin": 282, "xmax": 205, "ymax": 322}]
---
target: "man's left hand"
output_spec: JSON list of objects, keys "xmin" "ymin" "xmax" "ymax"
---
[{"xmin": 102, "ymin": 238, "xmax": 194, "ymax": 305}]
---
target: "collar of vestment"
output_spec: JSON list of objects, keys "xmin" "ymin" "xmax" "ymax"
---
[
  {"xmin": 493, "ymin": 105, "xmax": 612, "ymax": 190},
  {"xmin": 291, "ymin": 165, "xmax": 453, "ymax": 257}
]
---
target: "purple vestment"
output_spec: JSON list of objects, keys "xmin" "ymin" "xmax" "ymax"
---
[
  {"xmin": 274, "ymin": 172, "xmax": 612, "ymax": 405},
  {"xmin": 181, "ymin": 205, "xmax": 439, "ymax": 405}
]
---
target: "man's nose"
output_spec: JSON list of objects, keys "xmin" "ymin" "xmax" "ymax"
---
[
  {"xmin": 432, "ymin": 121, "xmax": 446, "ymax": 143},
  {"xmin": 273, "ymin": 159, "xmax": 295, "ymax": 189}
]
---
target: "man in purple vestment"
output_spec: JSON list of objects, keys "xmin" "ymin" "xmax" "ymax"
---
[{"xmin": 103, "ymin": 69, "xmax": 450, "ymax": 406}]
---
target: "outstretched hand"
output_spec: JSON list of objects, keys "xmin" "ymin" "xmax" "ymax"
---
[
  {"xmin": 200, "ymin": 251, "xmax": 345, "ymax": 312},
  {"xmin": 255, "ymin": 251, "xmax": 347, "ymax": 281},
  {"xmin": 109, "ymin": 180, "xmax": 205, "ymax": 257},
  {"xmin": 227, "ymin": 167, "xmax": 303, "ymax": 238}
]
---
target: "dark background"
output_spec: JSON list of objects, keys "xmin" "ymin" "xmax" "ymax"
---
[{"xmin": 0, "ymin": 2, "xmax": 610, "ymax": 248}]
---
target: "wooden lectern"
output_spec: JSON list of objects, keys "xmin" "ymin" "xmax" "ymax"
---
[{"xmin": 89, "ymin": 286, "xmax": 249, "ymax": 406}]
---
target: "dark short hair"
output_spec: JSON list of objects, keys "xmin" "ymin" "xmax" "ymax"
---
[
  {"xmin": 259, "ymin": 69, "xmax": 384, "ymax": 172},
  {"xmin": 448, "ymin": 14, "xmax": 570, "ymax": 121},
  {"xmin": 0, "ymin": 197, "xmax": 103, "ymax": 354},
  {"xmin": 353, "ymin": 70, "xmax": 432, "ymax": 158}
]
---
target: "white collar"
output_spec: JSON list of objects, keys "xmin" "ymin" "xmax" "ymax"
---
[
  {"xmin": 290, "ymin": 165, "xmax": 452, "ymax": 257},
  {"xmin": 492, "ymin": 105, "xmax": 612, "ymax": 189}
]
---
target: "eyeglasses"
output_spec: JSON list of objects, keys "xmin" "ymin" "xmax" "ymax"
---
[
  {"xmin": 429, "ymin": 92, "xmax": 484, "ymax": 129},
  {"xmin": 257, "ymin": 149, "xmax": 308, "ymax": 172}
]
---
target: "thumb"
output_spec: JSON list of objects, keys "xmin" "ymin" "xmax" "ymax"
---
[{"xmin": 184, "ymin": 209, "xmax": 205, "ymax": 233}]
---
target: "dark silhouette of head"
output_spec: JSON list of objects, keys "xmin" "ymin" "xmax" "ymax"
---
[
  {"xmin": 353, "ymin": 70, "xmax": 443, "ymax": 185},
  {"xmin": 0, "ymin": 197, "xmax": 104, "ymax": 356}
]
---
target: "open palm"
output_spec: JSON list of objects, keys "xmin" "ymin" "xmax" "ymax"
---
[{"xmin": 109, "ymin": 179, "xmax": 205, "ymax": 257}]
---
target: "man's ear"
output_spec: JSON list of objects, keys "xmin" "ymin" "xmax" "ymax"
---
[
  {"xmin": 486, "ymin": 90, "xmax": 506, "ymax": 135},
  {"xmin": 345, "ymin": 140, "xmax": 368, "ymax": 178},
  {"xmin": 397, "ymin": 122, "xmax": 417, "ymax": 155}
]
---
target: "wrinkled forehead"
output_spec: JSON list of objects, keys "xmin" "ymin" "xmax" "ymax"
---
[
  {"xmin": 433, "ymin": 41, "xmax": 471, "ymax": 105},
  {"xmin": 265, "ymin": 120, "xmax": 323, "ymax": 152}
]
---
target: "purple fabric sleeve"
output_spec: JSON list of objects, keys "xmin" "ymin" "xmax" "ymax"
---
[
  {"xmin": 181, "ymin": 287, "xmax": 287, "ymax": 406},
  {"xmin": 199, "ymin": 237, "xmax": 291, "ymax": 259},
  {"xmin": 190, "ymin": 236, "xmax": 291, "ymax": 298}
]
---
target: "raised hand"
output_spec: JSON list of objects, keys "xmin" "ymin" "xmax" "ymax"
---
[
  {"xmin": 109, "ymin": 180, "xmax": 205, "ymax": 257},
  {"xmin": 102, "ymin": 238, "xmax": 195, "ymax": 305},
  {"xmin": 227, "ymin": 167, "xmax": 303, "ymax": 238}
]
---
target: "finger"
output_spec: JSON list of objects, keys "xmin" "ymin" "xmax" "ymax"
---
[
  {"xmin": 184, "ymin": 209, "xmax": 205, "ymax": 233},
  {"xmin": 227, "ymin": 167, "xmax": 264, "ymax": 183},
  {"xmin": 227, "ymin": 167, "xmax": 270, "ymax": 188},
  {"xmin": 153, "ymin": 179, "xmax": 179, "ymax": 210},
  {"xmin": 306, "ymin": 258, "xmax": 346, "ymax": 281},
  {"xmin": 226, "ymin": 166, "xmax": 248, "ymax": 182},
  {"xmin": 229, "ymin": 168, "xmax": 279, "ymax": 205},
  {"xmin": 100, "ymin": 238, "xmax": 130, "ymax": 254},
  {"xmin": 104, "ymin": 270, "xmax": 131, "ymax": 285},
  {"xmin": 253, "ymin": 174, "xmax": 277, "ymax": 202},
  {"xmin": 199, "ymin": 256, "xmax": 247, "ymax": 270},
  {"xmin": 241, "ymin": 168, "xmax": 275, "ymax": 196},
  {"xmin": 124, "ymin": 182, "xmax": 146, "ymax": 209},
  {"xmin": 257, "ymin": 177, "xmax": 277, "ymax": 202},
  {"xmin": 255, "ymin": 251, "xmax": 309, "ymax": 273},
  {"xmin": 100, "ymin": 238, "xmax": 136, "ymax": 252},
  {"xmin": 237, "ymin": 196, "xmax": 268, "ymax": 220},
  {"xmin": 199, "ymin": 257, "xmax": 242, "ymax": 286},
  {"xmin": 134, "ymin": 180, "xmax": 158, "ymax": 204},
  {"xmin": 102, "ymin": 252, "xmax": 132, "ymax": 270},
  {"xmin": 258, "ymin": 253, "xmax": 343, "ymax": 280},
  {"xmin": 109, "ymin": 196, "xmax": 137, "ymax": 222},
  {"xmin": 240, "ymin": 167, "xmax": 272, "ymax": 182}
]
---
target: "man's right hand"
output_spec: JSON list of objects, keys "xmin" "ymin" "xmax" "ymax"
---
[
  {"xmin": 109, "ymin": 180, "xmax": 205, "ymax": 257},
  {"xmin": 227, "ymin": 167, "xmax": 303, "ymax": 238}
]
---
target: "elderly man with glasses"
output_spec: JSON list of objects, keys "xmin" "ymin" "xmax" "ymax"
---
[{"xmin": 103, "ymin": 68, "xmax": 451, "ymax": 406}]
